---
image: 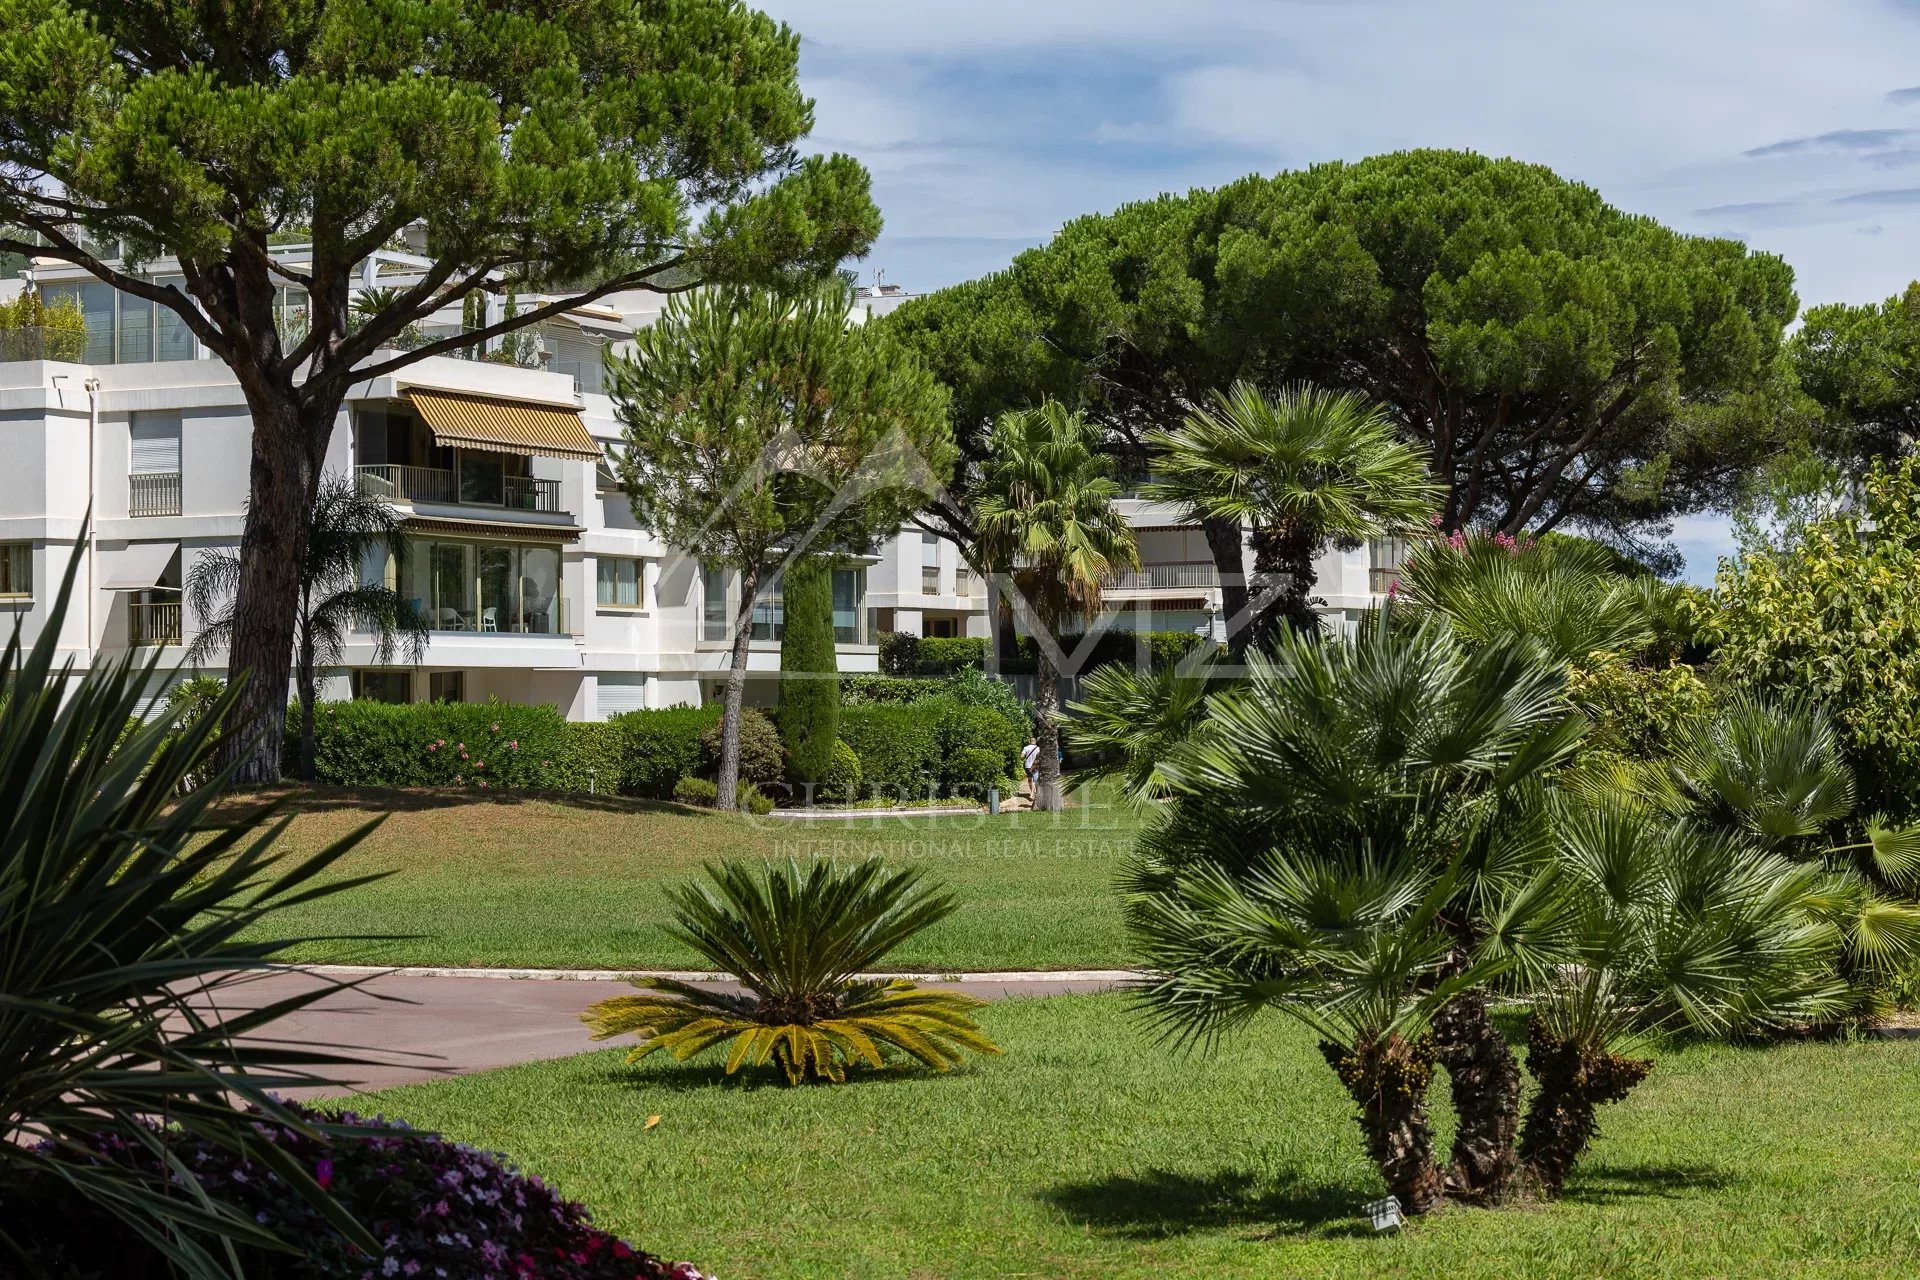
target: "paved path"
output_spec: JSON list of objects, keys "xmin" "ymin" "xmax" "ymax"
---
[{"xmin": 221, "ymin": 967, "xmax": 1132, "ymax": 1099}]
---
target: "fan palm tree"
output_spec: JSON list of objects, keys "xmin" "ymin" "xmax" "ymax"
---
[
  {"xmin": 974, "ymin": 400, "xmax": 1138, "ymax": 811},
  {"xmin": 1064, "ymin": 648, "xmax": 1228, "ymax": 803},
  {"xmin": 583, "ymin": 859, "xmax": 1000, "ymax": 1085},
  {"xmin": 187, "ymin": 473, "xmax": 428, "ymax": 783},
  {"xmin": 1399, "ymin": 529, "xmax": 1658, "ymax": 664},
  {"xmin": 2, "ymin": 543, "xmax": 386, "ymax": 1276},
  {"xmin": 1144, "ymin": 382, "xmax": 1439, "ymax": 654},
  {"xmin": 1132, "ymin": 615, "xmax": 1585, "ymax": 1204}
]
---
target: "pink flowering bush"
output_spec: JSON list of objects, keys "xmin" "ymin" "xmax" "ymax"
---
[{"xmin": 25, "ymin": 1102, "xmax": 710, "ymax": 1280}]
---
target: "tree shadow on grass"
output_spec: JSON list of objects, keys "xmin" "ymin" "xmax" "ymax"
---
[
  {"xmin": 1041, "ymin": 1167, "xmax": 1379, "ymax": 1241},
  {"xmin": 207, "ymin": 785, "xmax": 701, "ymax": 820},
  {"xmin": 578, "ymin": 1052, "xmax": 996, "ymax": 1096},
  {"xmin": 1563, "ymin": 1161, "xmax": 1739, "ymax": 1204}
]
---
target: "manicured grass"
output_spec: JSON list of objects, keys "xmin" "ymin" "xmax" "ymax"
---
[
  {"xmin": 344, "ymin": 993, "xmax": 1920, "ymax": 1280},
  {"xmin": 232, "ymin": 788, "xmax": 1138, "ymax": 970}
]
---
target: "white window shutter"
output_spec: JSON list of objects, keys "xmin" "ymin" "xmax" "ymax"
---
[
  {"xmin": 130, "ymin": 413, "xmax": 182, "ymax": 474},
  {"xmin": 597, "ymin": 674, "xmax": 647, "ymax": 717}
]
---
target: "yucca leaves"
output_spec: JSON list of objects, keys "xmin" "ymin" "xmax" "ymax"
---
[
  {"xmin": 0, "ymin": 542, "xmax": 390, "ymax": 1277},
  {"xmin": 585, "ymin": 859, "xmax": 1000, "ymax": 1084}
]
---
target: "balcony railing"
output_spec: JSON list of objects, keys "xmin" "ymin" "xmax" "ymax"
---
[
  {"xmin": 407, "ymin": 598, "xmax": 573, "ymax": 637},
  {"xmin": 1109, "ymin": 562, "xmax": 1220, "ymax": 591},
  {"xmin": 128, "ymin": 599, "xmax": 181, "ymax": 647},
  {"xmin": 355, "ymin": 464, "xmax": 562, "ymax": 513},
  {"xmin": 129, "ymin": 472, "xmax": 182, "ymax": 518}
]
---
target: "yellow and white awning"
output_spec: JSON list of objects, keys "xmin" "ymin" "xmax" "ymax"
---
[{"xmin": 405, "ymin": 388, "xmax": 602, "ymax": 462}]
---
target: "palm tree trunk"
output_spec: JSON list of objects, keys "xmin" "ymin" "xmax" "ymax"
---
[
  {"xmin": 1200, "ymin": 515, "xmax": 1250, "ymax": 660},
  {"xmin": 1319, "ymin": 1033, "xmax": 1446, "ymax": 1215},
  {"xmin": 717, "ymin": 563, "xmax": 760, "ymax": 812},
  {"xmin": 1034, "ymin": 656, "xmax": 1063, "ymax": 812},
  {"xmin": 1518, "ymin": 1015, "xmax": 1652, "ymax": 1198},
  {"xmin": 1247, "ymin": 520, "xmax": 1321, "ymax": 648},
  {"xmin": 1432, "ymin": 988, "xmax": 1523, "ymax": 1202}
]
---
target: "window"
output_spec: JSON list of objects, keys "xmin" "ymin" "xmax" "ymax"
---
[
  {"xmin": 352, "ymin": 670, "xmax": 412, "ymax": 704},
  {"xmin": 429, "ymin": 671, "xmax": 466, "ymax": 703},
  {"xmin": 750, "ymin": 574, "xmax": 785, "ymax": 642},
  {"xmin": 921, "ymin": 531, "xmax": 941, "ymax": 595},
  {"xmin": 598, "ymin": 674, "xmax": 648, "ymax": 717},
  {"xmin": 832, "ymin": 568, "xmax": 866, "ymax": 643},
  {"xmin": 128, "ymin": 413, "xmax": 183, "ymax": 517},
  {"xmin": 399, "ymin": 537, "xmax": 567, "ymax": 634},
  {"xmin": 41, "ymin": 276, "xmax": 197, "ymax": 364},
  {"xmin": 927, "ymin": 617, "xmax": 958, "ymax": 639},
  {"xmin": 597, "ymin": 557, "xmax": 643, "ymax": 608},
  {"xmin": 0, "ymin": 543, "xmax": 29, "ymax": 597},
  {"xmin": 956, "ymin": 562, "xmax": 973, "ymax": 594},
  {"xmin": 702, "ymin": 565, "xmax": 728, "ymax": 641},
  {"xmin": 1369, "ymin": 536, "xmax": 1410, "ymax": 596}
]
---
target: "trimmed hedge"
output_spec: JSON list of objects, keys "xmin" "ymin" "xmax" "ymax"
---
[
  {"xmin": 875, "ymin": 631, "xmax": 991, "ymax": 677},
  {"xmin": 842, "ymin": 674, "xmax": 942, "ymax": 705},
  {"xmin": 945, "ymin": 747, "xmax": 1006, "ymax": 800},
  {"xmin": 839, "ymin": 703, "xmax": 943, "ymax": 798},
  {"xmin": 301, "ymin": 700, "xmax": 573, "ymax": 789},
  {"xmin": 612, "ymin": 704, "xmax": 722, "ymax": 798},
  {"xmin": 1001, "ymin": 629, "xmax": 1218, "ymax": 674},
  {"xmin": 698, "ymin": 707, "xmax": 785, "ymax": 787}
]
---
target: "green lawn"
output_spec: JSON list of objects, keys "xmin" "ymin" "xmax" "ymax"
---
[
  {"xmin": 344, "ymin": 993, "xmax": 1920, "ymax": 1279},
  {"xmin": 234, "ymin": 788, "xmax": 1137, "ymax": 970}
]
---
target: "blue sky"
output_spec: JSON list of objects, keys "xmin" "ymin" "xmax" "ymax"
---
[{"xmin": 761, "ymin": 0, "xmax": 1920, "ymax": 582}]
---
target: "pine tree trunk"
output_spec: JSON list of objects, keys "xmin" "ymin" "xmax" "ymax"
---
[
  {"xmin": 226, "ymin": 390, "xmax": 327, "ymax": 785},
  {"xmin": 296, "ymin": 617, "xmax": 318, "ymax": 785},
  {"xmin": 1518, "ymin": 1015, "xmax": 1653, "ymax": 1198},
  {"xmin": 1033, "ymin": 656, "xmax": 1063, "ymax": 812},
  {"xmin": 1200, "ymin": 515, "xmax": 1250, "ymax": 660},
  {"xmin": 717, "ymin": 563, "xmax": 760, "ymax": 812},
  {"xmin": 1432, "ymin": 988, "xmax": 1524, "ymax": 1203},
  {"xmin": 1319, "ymin": 1033, "xmax": 1447, "ymax": 1215}
]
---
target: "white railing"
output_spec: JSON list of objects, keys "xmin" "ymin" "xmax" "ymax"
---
[{"xmin": 1109, "ymin": 562, "xmax": 1220, "ymax": 591}]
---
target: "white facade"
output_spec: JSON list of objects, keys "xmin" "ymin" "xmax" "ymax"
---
[{"xmin": 0, "ymin": 258, "xmax": 993, "ymax": 718}]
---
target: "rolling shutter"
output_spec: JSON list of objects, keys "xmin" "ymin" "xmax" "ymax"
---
[
  {"xmin": 129, "ymin": 413, "xmax": 182, "ymax": 474},
  {"xmin": 597, "ymin": 674, "xmax": 648, "ymax": 718}
]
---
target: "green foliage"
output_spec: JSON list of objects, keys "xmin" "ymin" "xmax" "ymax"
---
[
  {"xmin": 942, "ymin": 748, "xmax": 1006, "ymax": 801},
  {"xmin": 937, "ymin": 704, "xmax": 1022, "ymax": 786},
  {"xmin": 890, "ymin": 150, "xmax": 1801, "ymax": 569},
  {"xmin": 611, "ymin": 705, "xmax": 723, "ymax": 800},
  {"xmin": 816, "ymin": 739, "xmax": 863, "ymax": 803},
  {"xmin": 156, "ymin": 675, "xmax": 229, "ymax": 792},
  {"xmin": 301, "ymin": 700, "xmax": 571, "ymax": 789},
  {"xmin": 1067, "ymin": 654, "xmax": 1227, "ymax": 799},
  {"xmin": 581, "ymin": 859, "xmax": 999, "ymax": 1084},
  {"xmin": 999, "ymin": 629, "xmax": 1217, "ymax": 676},
  {"xmin": 775, "ymin": 558, "xmax": 839, "ymax": 784},
  {"xmin": 673, "ymin": 776, "xmax": 719, "ymax": 808},
  {"xmin": 1792, "ymin": 281, "xmax": 1920, "ymax": 465},
  {"xmin": 938, "ymin": 665, "xmax": 1032, "ymax": 733},
  {"xmin": 738, "ymin": 781, "xmax": 775, "ymax": 816},
  {"xmin": 840, "ymin": 704, "xmax": 943, "ymax": 800},
  {"xmin": 914, "ymin": 636, "xmax": 988, "ymax": 675},
  {"xmin": 841, "ymin": 674, "xmax": 940, "ymax": 706},
  {"xmin": 1, "ymin": 550, "xmax": 380, "ymax": 1276},
  {"xmin": 1564, "ymin": 657, "xmax": 1713, "ymax": 765},
  {"xmin": 876, "ymin": 631, "xmax": 920, "ymax": 677},
  {"xmin": 550, "ymin": 719, "xmax": 625, "ymax": 796},
  {"xmin": 1709, "ymin": 456, "xmax": 1920, "ymax": 816},
  {"xmin": 699, "ymin": 708, "xmax": 784, "ymax": 789},
  {"xmin": 0, "ymin": 288, "xmax": 85, "ymax": 360}
]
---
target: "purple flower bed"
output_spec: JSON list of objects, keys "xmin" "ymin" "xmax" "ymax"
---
[{"xmin": 30, "ymin": 1103, "xmax": 710, "ymax": 1280}]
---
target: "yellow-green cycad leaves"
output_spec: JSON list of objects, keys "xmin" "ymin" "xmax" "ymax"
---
[{"xmin": 582, "ymin": 859, "xmax": 1000, "ymax": 1084}]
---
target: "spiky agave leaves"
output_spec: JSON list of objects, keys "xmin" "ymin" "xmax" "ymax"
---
[
  {"xmin": 582, "ymin": 858, "xmax": 1000, "ymax": 1084},
  {"xmin": 584, "ymin": 978, "xmax": 999, "ymax": 1085}
]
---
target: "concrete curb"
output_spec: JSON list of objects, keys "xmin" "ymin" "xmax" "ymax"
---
[{"xmin": 307, "ymin": 964, "xmax": 1142, "ymax": 984}]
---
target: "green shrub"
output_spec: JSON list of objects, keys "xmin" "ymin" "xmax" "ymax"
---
[
  {"xmin": 1000, "ymin": 630, "xmax": 1218, "ymax": 675},
  {"xmin": 816, "ymin": 739, "xmax": 863, "ymax": 803},
  {"xmin": 937, "ymin": 702, "xmax": 1022, "ymax": 784},
  {"xmin": 1566, "ymin": 657, "xmax": 1714, "ymax": 766},
  {"xmin": 842, "ymin": 674, "xmax": 941, "ymax": 705},
  {"xmin": 943, "ymin": 747, "xmax": 1006, "ymax": 800},
  {"xmin": 939, "ymin": 666, "xmax": 1032, "ymax": 734},
  {"xmin": 738, "ymin": 780, "xmax": 776, "ymax": 815},
  {"xmin": 158, "ymin": 676, "xmax": 227, "ymax": 792},
  {"xmin": 776, "ymin": 557, "xmax": 840, "ymax": 782},
  {"xmin": 302, "ymin": 699, "xmax": 571, "ymax": 789},
  {"xmin": 674, "ymin": 775, "xmax": 718, "ymax": 807},
  {"xmin": 609, "ymin": 704, "xmax": 722, "ymax": 798},
  {"xmin": 698, "ymin": 707, "xmax": 784, "ymax": 786},
  {"xmin": 553, "ymin": 719, "xmax": 627, "ymax": 794},
  {"xmin": 914, "ymin": 636, "xmax": 988, "ymax": 675},
  {"xmin": 840, "ymin": 704, "xmax": 942, "ymax": 799},
  {"xmin": 877, "ymin": 630, "xmax": 919, "ymax": 676}
]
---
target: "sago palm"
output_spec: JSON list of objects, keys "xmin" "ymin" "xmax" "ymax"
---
[
  {"xmin": 1, "ymin": 546, "xmax": 385, "ymax": 1277},
  {"xmin": 974, "ymin": 400, "xmax": 1138, "ymax": 811},
  {"xmin": 583, "ymin": 859, "xmax": 1000, "ymax": 1084},
  {"xmin": 187, "ymin": 473, "xmax": 427, "ymax": 782},
  {"xmin": 1144, "ymin": 381, "xmax": 1438, "ymax": 652},
  {"xmin": 1134, "ymin": 615, "xmax": 1584, "ymax": 1203}
]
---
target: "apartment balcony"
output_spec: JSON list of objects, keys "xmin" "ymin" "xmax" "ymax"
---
[
  {"xmin": 412, "ymin": 598, "xmax": 573, "ymax": 637},
  {"xmin": 128, "ymin": 472, "xmax": 182, "ymax": 518},
  {"xmin": 1108, "ymin": 562, "xmax": 1221, "ymax": 593},
  {"xmin": 127, "ymin": 598, "xmax": 182, "ymax": 647},
  {"xmin": 355, "ymin": 464, "xmax": 563, "ymax": 514}
]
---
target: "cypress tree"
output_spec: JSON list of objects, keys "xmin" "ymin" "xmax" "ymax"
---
[{"xmin": 777, "ymin": 556, "xmax": 840, "ymax": 786}]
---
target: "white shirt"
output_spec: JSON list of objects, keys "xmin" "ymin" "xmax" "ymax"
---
[{"xmin": 1022, "ymin": 742, "xmax": 1040, "ymax": 771}]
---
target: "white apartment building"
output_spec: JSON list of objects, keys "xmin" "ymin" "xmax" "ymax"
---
[
  {"xmin": 0, "ymin": 254, "xmax": 998, "ymax": 718},
  {"xmin": 0, "ymin": 256, "xmax": 1392, "ymax": 720}
]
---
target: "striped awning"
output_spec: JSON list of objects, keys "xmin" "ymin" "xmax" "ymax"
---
[
  {"xmin": 405, "ymin": 388, "xmax": 602, "ymax": 462},
  {"xmin": 405, "ymin": 517, "xmax": 580, "ymax": 542}
]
